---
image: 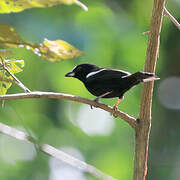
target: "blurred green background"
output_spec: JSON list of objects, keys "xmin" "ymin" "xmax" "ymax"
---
[{"xmin": 0, "ymin": 0, "xmax": 180, "ymax": 179}]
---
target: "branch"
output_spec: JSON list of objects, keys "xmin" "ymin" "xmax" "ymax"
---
[
  {"xmin": 75, "ymin": 0, "xmax": 88, "ymax": 11},
  {"xmin": 133, "ymin": 0, "xmax": 165, "ymax": 180},
  {"xmin": 0, "ymin": 91, "xmax": 137, "ymax": 129},
  {"xmin": 0, "ymin": 122, "xmax": 116, "ymax": 180},
  {"xmin": 164, "ymin": 7, "xmax": 180, "ymax": 30}
]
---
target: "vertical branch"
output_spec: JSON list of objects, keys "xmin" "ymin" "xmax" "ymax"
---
[{"xmin": 133, "ymin": 0, "xmax": 165, "ymax": 180}]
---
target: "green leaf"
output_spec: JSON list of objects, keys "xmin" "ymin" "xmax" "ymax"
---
[
  {"xmin": 0, "ymin": 0, "xmax": 88, "ymax": 14},
  {"xmin": 0, "ymin": 24, "xmax": 83, "ymax": 62},
  {"xmin": 0, "ymin": 59, "xmax": 24, "ymax": 95}
]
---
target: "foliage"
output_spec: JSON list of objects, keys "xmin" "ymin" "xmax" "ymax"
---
[
  {"xmin": 0, "ymin": 50, "xmax": 24, "ymax": 94},
  {"xmin": 0, "ymin": 0, "xmax": 86, "ymax": 13},
  {"xmin": 0, "ymin": 24, "xmax": 83, "ymax": 63},
  {"xmin": 0, "ymin": 22, "xmax": 83, "ymax": 94}
]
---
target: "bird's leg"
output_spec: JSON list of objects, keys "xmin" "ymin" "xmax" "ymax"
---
[
  {"xmin": 90, "ymin": 91, "xmax": 112, "ymax": 109},
  {"xmin": 111, "ymin": 98, "xmax": 122, "ymax": 117},
  {"xmin": 113, "ymin": 98, "xmax": 122, "ymax": 110}
]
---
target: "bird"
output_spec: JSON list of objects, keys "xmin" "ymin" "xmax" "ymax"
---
[{"xmin": 65, "ymin": 64, "xmax": 159, "ymax": 112}]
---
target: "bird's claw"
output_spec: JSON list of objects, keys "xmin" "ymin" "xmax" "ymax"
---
[
  {"xmin": 90, "ymin": 98, "xmax": 99, "ymax": 109},
  {"xmin": 94, "ymin": 97, "xmax": 99, "ymax": 103},
  {"xmin": 111, "ymin": 105, "xmax": 118, "ymax": 118}
]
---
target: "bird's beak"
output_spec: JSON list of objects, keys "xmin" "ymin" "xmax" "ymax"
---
[{"xmin": 65, "ymin": 71, "xmax": 75, "ymax": 77}]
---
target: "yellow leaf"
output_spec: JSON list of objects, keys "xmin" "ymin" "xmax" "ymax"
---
[
  {"xmin": 0, "ymin": 0, "xmax": 87, "ymax": 14},
  {"xmin": 5, "ymin": 59, "xmax": 24, "ymax": 74},
  {"xmin": 0, "ymin": 59, "xmax": 24, "ymax": 95},
  {"xmin": 0, "ymin": 24, "xmax": 83, "ymax": 62},
  {"xmin": 41, "ymin": 39, "xmax": 83, "ymax": 62},
  {"xmin": 0, "ymin": 24, "xmax": 24, "ymax": 47}
]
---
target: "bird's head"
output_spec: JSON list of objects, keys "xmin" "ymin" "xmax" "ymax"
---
[{"xmin": 65, "ymin": 64, "xmax": 100, "ymax": 82}]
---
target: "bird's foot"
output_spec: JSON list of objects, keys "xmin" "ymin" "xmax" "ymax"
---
[
  {"xmin": 111, "ymin": 105, "xmax": 118, "ymax": 118},
  {"xmin": 111, "ymin": 98, "xmax": 122, "ymax": 117},
  {"xmin": 90, "ymin": 97, "xmax": 99, "ymax": 109}
]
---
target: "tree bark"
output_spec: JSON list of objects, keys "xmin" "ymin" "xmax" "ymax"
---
[{"xmin": 133, "ymin": 0, "xmax": 165, "ymax": 180}]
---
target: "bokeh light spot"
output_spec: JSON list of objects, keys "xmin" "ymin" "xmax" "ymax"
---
[
  {"xmin": 76, "ymin": 105, "xmax": 115, "ymax": 136},
  {"xmin": 158, "ymin": 77, "xmax": 180, "ymax": 109},
  {"xmin": 0, "ymin": 127, "xmax": 36, "ymax": 165}
]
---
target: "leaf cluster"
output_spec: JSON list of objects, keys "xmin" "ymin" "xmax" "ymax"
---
[{"xmin": 0, "ymin": 0, "xmax": 85, "ymax": 94}]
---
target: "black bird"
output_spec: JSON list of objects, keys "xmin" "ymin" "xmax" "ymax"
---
[{"xmin": 65, "ymin": 64, "xmax": 159, "ymax": 111}]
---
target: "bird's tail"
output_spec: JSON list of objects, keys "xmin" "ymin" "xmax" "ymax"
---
[{"xmin": 131, "ymin": 71, "xmax": 160, "ymax": 83}]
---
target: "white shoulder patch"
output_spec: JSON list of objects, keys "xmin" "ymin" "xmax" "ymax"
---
[
  {"xmin": 121, "ymin": 75, "xmax": 129, "ymax": 78},
  {"xmin": 86, "ymin": 69, "xmax": 106, "ymax": 78}
]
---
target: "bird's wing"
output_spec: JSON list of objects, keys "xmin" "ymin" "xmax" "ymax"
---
[{"xmin": 86, "ymin": 68, "xmax": 131, "ymax": 88}]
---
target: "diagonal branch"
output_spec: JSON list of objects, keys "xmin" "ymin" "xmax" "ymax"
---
[
  {"xmin": 0, "ymin": 91, "xmax": 137, "ymax": 129},
  {"xmin": 0, "ymin": 122, "xmax": 116, "ymax": 180},
  {"xmin": 164, "ymin": 7, "xmax": 180, "ymax": 30}
]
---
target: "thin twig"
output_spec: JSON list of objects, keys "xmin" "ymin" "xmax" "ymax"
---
[
  {"xmin": 142, "ymin": 31, "xmax": 150, "ymax": 35},
  {"xmin": 164, "ymin": 7, "xmax": 180, "ymax": 30},
  {"xmin": 0, "ymin": 91, "xmax": 137, "ymax": 129},
  {"xmin": 0, "ymin": 122, "xmax": 116, "ymax": 180},
  {"xmin": 0, "ymin": 62, "xmax": 31, "ymax": 93},
  {"xmin": 75, "ymin": 0, "xmax": 88, "ymax": 11}
]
